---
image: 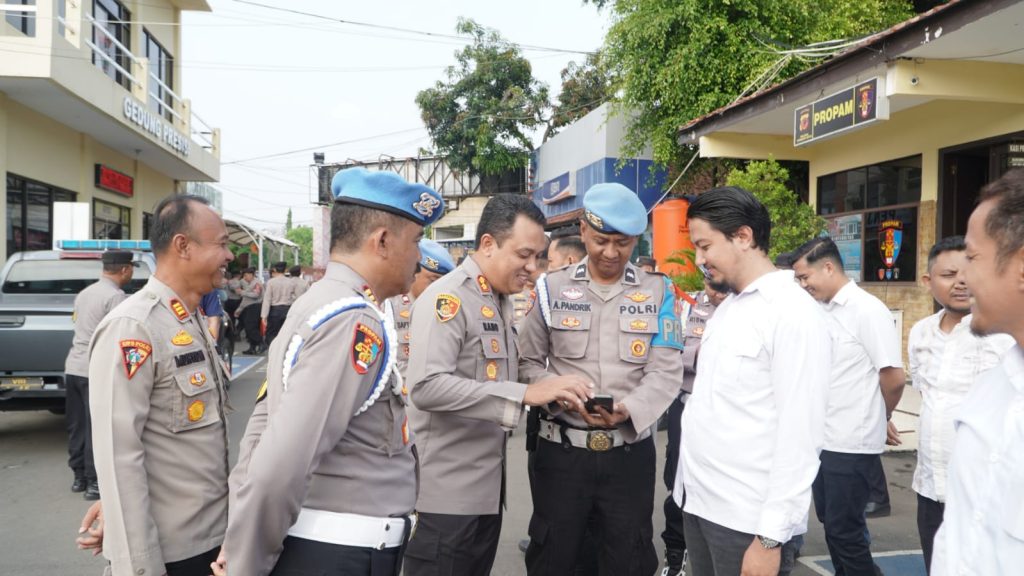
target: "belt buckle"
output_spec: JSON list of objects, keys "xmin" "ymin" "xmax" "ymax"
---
[{"xmin": 586, "ymin": 430, "xmax": 613, "ymax": 452}]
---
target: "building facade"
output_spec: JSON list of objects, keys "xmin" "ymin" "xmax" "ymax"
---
[
  {"xmin": 1, "ymin": 0, "xmax": 219, "ymax": 259},
  {"xmin": 677, "ymin": 0, "xmax": 1024, "ymax": 355}
]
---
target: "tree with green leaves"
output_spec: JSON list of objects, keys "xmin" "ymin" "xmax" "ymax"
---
[
  {"xmin": 416, "ymin": 18, "xmax": 550, "ymax": 176},
  {"xmin": 285, "ymin": 208, "xmax": 293, "ymax": 232},
  {"xmin": 286, "ymin": 226, "xmax": 314, "ymax": 266},
  {"xmin": 597, "ymin": 0, "xmax": 914, "ymax": 168},
  {"xmin": 545, "ymin": 52, "xmax": 614, "ymax": 140}
]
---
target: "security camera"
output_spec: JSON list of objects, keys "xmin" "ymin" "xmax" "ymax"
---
[{"xmin": 910, "ymin": 76, "xmax": 919, "ymax": 86}]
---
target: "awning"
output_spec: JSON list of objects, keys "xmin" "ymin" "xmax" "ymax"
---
[{"xmin": 224, "ymin": 219, "xmax": 299, "ymax": 279}]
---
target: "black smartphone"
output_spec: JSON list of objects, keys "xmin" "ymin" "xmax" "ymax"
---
[{"xmin": 584, "ymin": 394, "xmax": 614, "ymax": 414}]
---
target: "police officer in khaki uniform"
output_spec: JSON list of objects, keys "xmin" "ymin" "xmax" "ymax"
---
[
  {"xmin": 260, "ymin": 261, "xmax": 292, "ymax": 347},
  {"xmin": 388, "ymin": 239, "xmax": 455, "ymax": 379},
  {"xmin": 63, "ymin": 250, "xmax": 135, "ymax": 501},
  {"xmin": 216, "ymin": 168, "xmax": 445, "ymax": 576},
  {"xmin": 86, "ymin": 194, "xmax": 234, "ymax": 576},
  {"xmin": 287, "ymin": 265, "xmax": 308, "ymax": 300},
  {"xmin": 519, "ymin": 183, "xmax": 685, "ymax": 575},
  {"xmin": 660, "ymin": 284, "xmax": 728, "ymax": 576},
  {"xmin": 404, "ymin": 194, "xmax": 593, "ymax": 576}
]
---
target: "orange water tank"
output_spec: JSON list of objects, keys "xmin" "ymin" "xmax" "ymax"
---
[{"xmin": 652, "ymin": 198, "xmax": 695, "ymax": 278}]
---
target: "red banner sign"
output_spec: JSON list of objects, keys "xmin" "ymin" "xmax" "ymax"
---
[{"xmin": 95, "ymin": 164, "xmax": 134, "ymax": 197}]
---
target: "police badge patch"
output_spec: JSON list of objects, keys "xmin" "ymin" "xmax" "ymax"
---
[
  {"xmin": 352, "ymin": 323, "xmax": 383, "ymax": 375},
  {"xmin": 120, "ymin": 339, "xmax": 153, "ymax": 379},
  {"xmin": 435, "ymin": 293, "xmax": 461, "ymax": 323}
]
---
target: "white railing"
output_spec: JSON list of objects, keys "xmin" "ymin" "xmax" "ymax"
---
[
  {"xmin": 83, "ymin": 12, "xmax": 141, "ymax": 90},
  {"xmin": 190, "ymin": 110, "xmax": 216, "ymax": 150}
]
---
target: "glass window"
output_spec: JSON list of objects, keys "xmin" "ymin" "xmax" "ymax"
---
[
  {"xmin": 2, "ymin": 258, "xmax": 150, "ymax": 295},
  {"xmin": 92, "ymin": 0, "xmax": 132, "ymax": 90},
  {"xmin": 6, "ymin": 174, "xmax": 77, "ymax": 258},
  {"xmin": 867, "ymin": 156, "xmax": 921, "ymax": 208},
  {"xmin": 144, "ymin": 30, "xmax": 174, "ymax": 121},
  {"xmin": 4, "ymin": 0, "xmax": 35, "ymax": 36},
  {"xmin": 93, "ymin": 199, "xmax": 131, "ymax": 240}
]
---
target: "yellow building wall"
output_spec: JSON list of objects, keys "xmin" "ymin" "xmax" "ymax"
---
[{"xmin": 1, "ymin": 96, "xmax": 175, "ymax": 257}]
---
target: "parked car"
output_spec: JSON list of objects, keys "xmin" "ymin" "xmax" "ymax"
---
[{"xmin": 0, "ymin": 240, "xmax": 155, "ymax": 412}]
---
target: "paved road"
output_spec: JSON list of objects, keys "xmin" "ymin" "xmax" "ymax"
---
[{"xmin": 0, "ymin": 360, "xmax": 925, "ymax": 575}]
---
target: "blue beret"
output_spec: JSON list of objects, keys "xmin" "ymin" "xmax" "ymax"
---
[
  {"xmin": 418, "ymin": 239, "xmax": 455, "ymax": 274},
  {"xmin": 331, "ymin": 168, "xmax": 445, "ymax": 227},
  {"xmin": 582, "ymin": 183, "xmax": 648, "ymax": 236}
]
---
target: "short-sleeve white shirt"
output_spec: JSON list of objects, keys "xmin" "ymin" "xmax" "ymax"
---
[{"xmin": 821, "ymin": 281, "xmax": 903, "ymax": 454}]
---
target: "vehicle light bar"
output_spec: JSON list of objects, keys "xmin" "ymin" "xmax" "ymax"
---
[{"xmin": 56, "ymin": 239, "xmax": 152, "ymax": 251}]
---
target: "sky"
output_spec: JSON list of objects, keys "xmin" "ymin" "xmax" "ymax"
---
[{"xmin": 180, "ymin": 0, "xmax": 609, "ymax": 233}]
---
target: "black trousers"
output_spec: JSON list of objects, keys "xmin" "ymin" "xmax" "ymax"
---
[
  {"xmin": 812, "ymin": 451, "xmax": 876, "ymax": 576},
  {"xmin": 270, "ymin": 536, "xmax": 400, "ymax": 576},
  {"xmin": 682, "ymin": 512, "xmax": 800, "ymax": 576},
  {"xmin": 404, "ymin": 511, "xmax": 502, "ymax": 576},
  {"xmin": 224, "ymin": 298, "xmax": 241, "ymax": 319},
  {"xmin": 662, "ymin": 395, "xmax": 687, "ymax": 555},
  {"xmin": 867, "ymin": 454, "xmax": 890, "ymax": 506},
  {"xmin": 165, "ymin": 547, "xmax": 220, "ymax": 576},
  {"xmin": 917, "ymin": 494, "xmax": 944, "ymax": 575},
  {"xmin": 266, "ymin": 304, "xmax": 290, "ymax": 347},
  {"xmin": 65, "ymin": 374, "xmax": 95, "ymax": 481},
  {"xmin": 239, "ymin": 304, "xmax": 263, "ymax": 348},
  {"xmin": 526, "ymin": 435, "xmax": 658, "ymax": 576}
]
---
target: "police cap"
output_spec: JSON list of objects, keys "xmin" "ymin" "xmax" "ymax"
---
[
  {"xmin": 331, "ymin": 168, "xmax": 445, "ymax": 227},
  {"xmin": 418, "ymin": 239, "xmax": 456, "ymax": 275},
  {"xmin": 582, "ymin": 183, "xmax": 648, "ymax": 236}
]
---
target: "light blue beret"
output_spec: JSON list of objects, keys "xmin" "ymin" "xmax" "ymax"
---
[
  {"xmin": 582, "ymin": 183, "xmax": 647, "ymax": 236},
  {"xmin": 419, "ymin": 239, "xmax": 455, "ymax": 274},
  {"xmin": 331, "ymin": 167, "xmax": 445, "ymax": 227}
]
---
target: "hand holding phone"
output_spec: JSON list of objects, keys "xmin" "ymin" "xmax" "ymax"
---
[{"xmin": 584, "ymin": 394, "xmax": 614, "ymax": 415}]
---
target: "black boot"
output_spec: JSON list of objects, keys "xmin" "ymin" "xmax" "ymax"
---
[
  {"xmin": 71, "ymin": 473, "xmax": 87, "ymax": 493},
  {"xmin": 84, "ymin": 480, "xmax": 100, "ymax": 501}
]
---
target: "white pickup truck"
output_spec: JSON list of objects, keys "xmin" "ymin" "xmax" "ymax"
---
[{"xmin": 0, "ymin": 240, "xmax": 155, "ymax": 412}]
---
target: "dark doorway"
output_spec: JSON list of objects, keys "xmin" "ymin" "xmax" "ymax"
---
[{"xmin": 940, "ymin": 149, "xmax": 987, "ymax": 239}]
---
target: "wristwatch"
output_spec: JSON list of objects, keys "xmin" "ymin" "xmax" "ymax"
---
[{"xmin": 758, "ymin": 535, "xmax": 782, "ymax": 549}]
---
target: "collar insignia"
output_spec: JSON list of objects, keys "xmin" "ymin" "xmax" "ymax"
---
[
  {"xmin": 477, "ymin": 275, "xmax": 491, "ymax": 294},
  {"xmin": 169, "ymin": 299, "xmax": 188, "ymax": 322}
]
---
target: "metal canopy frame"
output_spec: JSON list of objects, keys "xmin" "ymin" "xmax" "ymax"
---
[{"xmin": 223, "ymin": 219, "xmax": 299, "ymax": 279}]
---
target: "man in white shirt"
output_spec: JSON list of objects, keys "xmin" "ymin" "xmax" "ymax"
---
[
  {"xmin": 791, "ymin": 237, "xmax": 905, "ymax": 576},
  {"xmin": 675, "ymin": 186, "xmax": 831, "ymax": 576},
  {"xmin": 905, "ymin": 236, "xmax": 1014, "ymax": 574},
  {"xmin": 932, "ymin": 168, "xmax": 1024, "ymax": 576}
]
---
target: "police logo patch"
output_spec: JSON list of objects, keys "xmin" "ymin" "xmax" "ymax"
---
[
  {"xmin": 481, "ymin": 305, "xmax": 496, "ymax": 319},
  {"xmin": 169, "ymin": 299, "xmax": 189, "ymax": 321},
  {"xmin": 625, "ymin": 291, "xmax": 651, "ymax": 303},
  {"xmin": 413, "ymin": 192, "xmax": 441, "ymax": 218},
  {"xmin": 187, "ymin": 399, "xmax": 205, "ymax": 422},
  {"xmin": 171, "ymin": 330, "xmax": 193, "ymax": 346},
  {"xmin": 630, "ymin": 339, "xmax": 647, "ymax": 357},
  {"xmin": 189, "ymin": 372, "xmax": 207, "ymax": 387},
  {"xmin": 561, "ymin": 287, "xmax": 584, "ymax": 301},
  {"xmin": 485, "ymin": 360, "xmax": 499, "ymax": 380},
  {"xmin": 120, "ymin": 340, "xmax": 152, "ymax": 379},
  {"xmin": 435, "ymin": 293, "xmax": 461, "ymax": 323},
  {"xmin": 477, "ymin": 275, "xmax": 491, "ymax": 294},
  {"xmin": 630, "ymin": 319, "xmax": 649, "ymax": 331},
  {"xmin": 352, "ymin": 323, "xmax": 384, "ymax": 375},
  {"xmin": 561, "ymin": 317, "xmax": 581, "ymax": 329},
  {"xmin": 490, "ymin": 338, "xmax": 501, "ymax": 354}
]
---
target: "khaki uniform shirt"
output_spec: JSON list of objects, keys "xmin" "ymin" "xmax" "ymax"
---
[
  {"xmin": 260, "ymin": 275, "xmax": 293, "ymax": 319},
  {"xmin": 681, "ymin": 291, "xmax": 718, "ymax": 395},
  {"xmin": 89, "ymin": 276, "xmax": 229, "ymax": 576},
  {"xmin": 237, "ymin": 277, "xmax": 262, "ymax": 310},
  {"xmin": 519, "ymin": 259, "xmax": 685, "ymax": 442},
  {"xmin": 387, "ymin": 294, "xmax": 414, "ymax": 379},
  {"xmin": 65, "ymin": 276, "xmax": 126, "ymax": 377},
  {"xmin": 289, "ymin": 275, "xmax": 309, "ymax": 301},
  {"xmin": 225, "ymin": 262, "xmax": 417, "ymax": 576},
  {"xmin": 407, "ymin": 256, "xmax": 527, "ymax": 515}
]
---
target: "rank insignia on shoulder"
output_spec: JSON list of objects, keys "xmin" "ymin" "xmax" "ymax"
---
[
  {"xmin": 561, "ymin": 287, "xmax": 584, "ymax": 301},
  {"xmin": 169, "ymin": 299, "xmax": 189, "ymax": 321},
  {"xmin": 189, "ymin": 372, "xmax": 207, "ymax": 387},
  {"xmin": 630, "ymin": 339, "xmax": 647, "ymax": 357},
  {"xmin": 624, "ymin": 268, "xmax": 638, "ymax": 284},
  {"xmin": 630, "ymin": 319, "xmax": 649, "ymax": 331},
  {"xmin": 490, "ymin": 338, "xmax": 501, "ymax": 354},
  {"xmin": 481, "ymin": 305, "xmax": 495, "ymax": 319},
  {"xmin": 477, "ymin": 275, "xmax": 491, "ymax": 294},
  {"xmin": 352, "ymin": 323, "xmax": 384, "ymax": 375},
  {"xmin": 361, "ymin": 285, "xmax": 378, "ymax": 305},
  {"xmin": 435, "ymin": 293, "xmax": 461, "ymax": 323},
  {"xmin": 561, "ymin": 317, "xmax": 581, "ymax": 329},
  {"xmin": 626, "ymin": 291, "xmax": 651, "ymax": 303},
  {"xmin": 171, "ymin": 330, "xmax": 193, "ymax": 346},
  {"xmin": 485, "ymin": 360, "xmax": 499, "ymax": 380},
  {"xmin": 120, "ymin": 339, "xmax": 153, "ymax": 379},
  {"xmin": 187, "ymin": 399, "xmax": 205, "ymax": 422},
  {"xmin": 573, "ymin": 264, "xmax": 587, "ymax": 280}
]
